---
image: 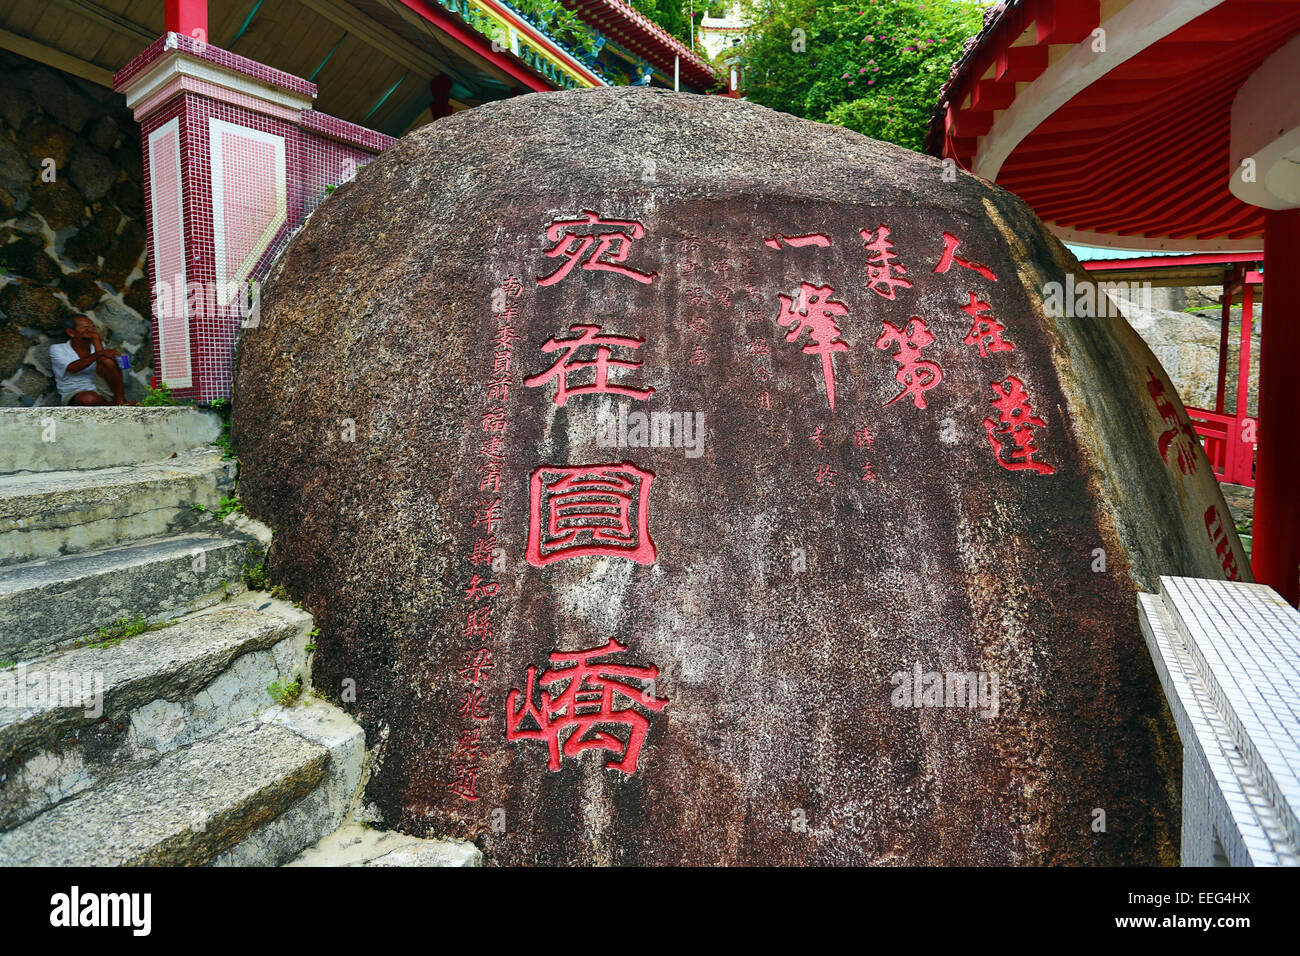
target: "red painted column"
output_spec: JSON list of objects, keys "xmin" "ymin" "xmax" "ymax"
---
[
  {"xmin": 165, "ymin": 0, "xmax": 208, "ymax": 41},
  {"xmin": 1252, "ymin": 208, "xmax": 1300, "ymax": 604}
]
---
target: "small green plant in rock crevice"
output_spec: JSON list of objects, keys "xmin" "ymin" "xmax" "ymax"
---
[
  {"xmin": 208, "ymin": 397, "xmax": 234, "ymax": 460},
  {"xmin": 268, "ymin": 672, "xmax": 304, "ymax": 706},
  {"xmin": 244, "ymin": 555, "xmax": 270, "ymax": 591},
  {"xmin": 1, "ymin": 660, "xmax": 15, "ymax": 671},
  {"xmin": 77, "ymin": 615, "xmax": 173, "ymax": 649}
]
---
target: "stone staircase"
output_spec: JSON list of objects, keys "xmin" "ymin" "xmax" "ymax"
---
[{"xmin": 0, "ymin": 407, "xmax": 478, "ymax": 866}]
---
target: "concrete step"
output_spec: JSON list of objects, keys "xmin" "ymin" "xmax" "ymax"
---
[
  {"xmin": 288, "ymin": 823, "xmax": 482, "ymax": 866},
  {"xmin": 211, "ymin": 702, "xmax": 365, "ymax": 866},
  {"xmin": 0, "ymin": 530, "xmax": 260, "ymax": 663},
  {"xmin": 0, "ymin": 596, "xmax": 311, "ymax": 829},
  {"xmin": 0, "ymin": 719, "xmax": 330, "ymax": 866},
  {"xmin": 0, "ymin": 449, "xmax": 237, "ymax": 567},
  {"xmin": 0, "ymin": 407, "xmax": 223, "ymax": 475}
]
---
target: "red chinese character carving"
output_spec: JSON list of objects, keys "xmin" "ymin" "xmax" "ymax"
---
[
  {"xmin": 505, "ymin": 638, "xmax": 668, "ymax": 774},
  {"xmin": 776, "ymin": 283, "xmax": 851, "ymax": 411},
  {"xmin": 876, "ymin": 318, "xmax": 942, "ymax": 409},
  {"xmin": 809, "ymin": 425, "xmax": 826, "ymax": 451},
  {"xmin": 458, "ymin": 686, "xmax": 490, "ymax": 721},
  {"xmin": 481, "ymin": 434, "xmax": 505, "ymax": 458},
  {"xmin": 472, "ymin": 496, "xmax": 502, "ymax": 532},
  {"xmin": 688, "ymin": 316, "xmax": 707, "ymax": 336},
  {"xmin": 853, "ymin": 426, "xmax": 875, "ymax": 449},
  {"xmin": 525, "ymin": 463, "xmax": 657, "ymax": 566},
  {"xmin": 538, "ymin": 211, "xmax": 658, "ymax": 286},
  {"xmin": 464, "ymin": 606, "xmax": 494, "ymax": 641},
  {"xmin": 524, "ymin": 324, "xmax": 655, "ymax": 407},
  {"xmin": 492, "ymin": 322, "xmax": 519, "ymax": 352},
  {"xmin": 478, "ymin": 456, "xmax": 502, "ymax": 492},
  {"xmin": 1146, "ymin": 368, "xmax": 1200, "ymax": 475},
  {"xmin": 482, "ymin": 409, "xmax": 508, "ymax": 433},
  {"xmin": 758, "ymin": 390, "xmax": 771, "ymax": 410},
  {"xmin": 447, "ymin": 762, "xmax": 479, "ymax": 801},
  {"xmin": 460, "ymin": 647, "xmax": 496, "ymax": 684},
  {"xmin": 983, "ymin": 376, "xmax": 1055, "ymax": 475},
  {"xmin": 860, "ymin": 225, "xmax": 913, "ymax": 300},
  {"xmin": 451, "ymin": 727, "xmax": 483, "ymax": 762},
  {"xmin": 764, "ymin": 233, "xmax": 831, "ymax": 249},
  {"xmin": 815, "ymin": 464, "xmax": 837, "ymax": 486},
  {"xmin": 960, "ymin": 292, "xmax": 1014, "ymax": 357},
  {"xmin": 468, "ymin": 535, "xmax": 498, "ymax": 566},
  {"xmin": 715, "ymin": 288, "xmax": 732, "ymax": 306},
  {"xmin": 500, "ymin": 274, "xmax": 523, "ymax": 297},
  {"xmin": 933, "ymin": 232, "xmax": 997, "ymax": 281},
  {"xmin": 747, "ymin": 339, "xmax": 770, "ymax": 356},
  {"xmin": 464, "ymin": 574, "xmax": 499, "ymax": 602},
  {"xmin": 688, "ymin": 344, "xmax": 710, "ymax": 366},
  {"xmin": 861, "ymin": 460, "xmax": 877, "ymax": 482},
  {"xmin": 1204, "ymin": 505, "xmax": 1243, "ymax": 581}
]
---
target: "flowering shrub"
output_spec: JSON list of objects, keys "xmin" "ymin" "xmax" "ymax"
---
[{"xmin": 737, "ymin": 0, "xmax": 984, "ymax": 152}]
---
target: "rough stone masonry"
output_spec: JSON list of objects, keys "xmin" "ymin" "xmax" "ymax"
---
[{"xmin": 233, "ymin": 88, "xmax": 1249, "ymax": 865}]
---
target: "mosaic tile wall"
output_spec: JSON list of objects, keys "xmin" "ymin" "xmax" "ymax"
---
[{"xmin": 127, "ymin": 35, "xmax": 395, "ymax": 402}]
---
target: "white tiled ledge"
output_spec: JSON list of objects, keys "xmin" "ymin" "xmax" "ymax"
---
[{"xmin": 1139, "ymin": 576, "xmax": 1300, "ymax": 866}]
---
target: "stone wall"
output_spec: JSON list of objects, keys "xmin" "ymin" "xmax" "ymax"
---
[{"xmin": 0, "ymin": 51, "xmax": 152, "ymax": 406}]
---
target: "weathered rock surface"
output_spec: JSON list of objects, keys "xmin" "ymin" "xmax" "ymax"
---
[
  {"xmin": 233, "ymin": 88, "xmax": 1249, "ymax": 865},
  {"xmin": 1117, "ymin": 296, "xmax": 1260, "ymax": 416}
]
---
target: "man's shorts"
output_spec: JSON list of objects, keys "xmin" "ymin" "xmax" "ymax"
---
[{"xmin": 60, "ymin": 378, "xmax": 115, "ymax": 405}]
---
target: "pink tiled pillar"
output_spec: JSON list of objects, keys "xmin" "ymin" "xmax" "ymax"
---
[{"xmin": 114, "ymin": 33, "xmax": 394, "ymax": 401}]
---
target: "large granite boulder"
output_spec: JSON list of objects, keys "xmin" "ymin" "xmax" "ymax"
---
[{"xmin": 232, "ymin": 88, "xmax": 1248, "ymax": 865}]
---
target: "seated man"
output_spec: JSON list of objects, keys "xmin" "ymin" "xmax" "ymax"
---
[{"xmin": 50, "ymin": 315, "xmax": 127, "ymax": 406}]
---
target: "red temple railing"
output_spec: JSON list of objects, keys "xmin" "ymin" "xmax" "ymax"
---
[{"xmin": 1187, "ymin": 406, "xmax": 1256, "ymax": 488}]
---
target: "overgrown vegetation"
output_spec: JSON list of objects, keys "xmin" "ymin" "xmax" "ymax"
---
[
  {"xmin": 267, "ymin": 672, "xmax": 304, "ymax": 706},
  {"xmin": 77, "ymin": 614, "xmax": 173, "ymax": 649},
  {"xmin": 141, "ymin": 382, "xmax": 181, "ymax": 406},
  {"xmin": 736, "ymin": 0, "xmax": 985, "ymax": 152}
]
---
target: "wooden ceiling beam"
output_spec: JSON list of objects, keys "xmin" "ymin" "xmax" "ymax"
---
[
  {"xmin": 49, "ymin": 0, "xmax": 156, "ymax": 44},
  {"xmin": 0, "ymin": 26, "xmax": 115, "ymax": 87},
  {"xmin": 296, "ymin": 0, "xmax": 441, "ymax": 80}
]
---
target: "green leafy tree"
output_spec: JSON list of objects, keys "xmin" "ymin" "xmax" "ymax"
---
[
  {"xmin": 514, "ymin": 0, "xmax": 599, "ymax": 54},
  {"xmin": 629, "ymin": 0, "xmax": 691, "ymax": 43},
  {"xmin": 737, "ymin": 0, "xmax": 985, "ymax": 152}
]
